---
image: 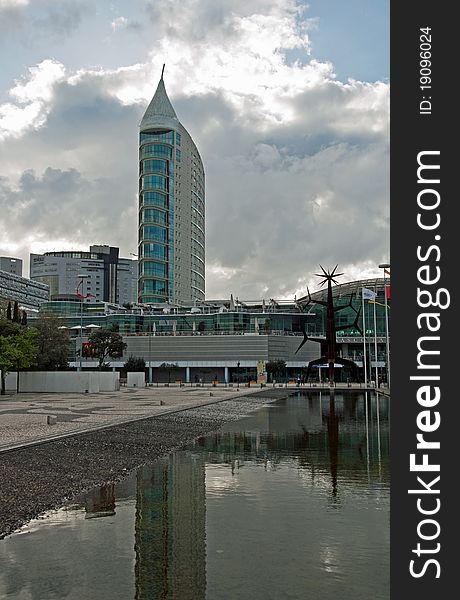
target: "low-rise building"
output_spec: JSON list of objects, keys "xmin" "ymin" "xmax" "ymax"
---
[{"xmin": 0, "ymin": 269, "xmax": 49, "ymax": 313}]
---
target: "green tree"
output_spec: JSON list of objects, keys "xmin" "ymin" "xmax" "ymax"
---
[
  {"xmin": 6, "ymin": 301, "xmax": 12, "ymax": 321},
  {"xmin": 124, "ymin": 355, "xmax": 146, "ymax": 372},
  {"xmin": 88, "ymin": 328, "xmax": 127, "ymax": 369},
  {"xmin": 12, "ymin": 301, "xmax": 20, "ymax": 324},
  {"xmin": 265, "ymin": 359, "xmax": 287, "ymax": 382},
  {"xmin": 0, "ymin": 325, "xmax": 37, "ymax": 394},
  {"xmin": 32, "ymin": 316, "xmax": 70, "ymax": 370}
]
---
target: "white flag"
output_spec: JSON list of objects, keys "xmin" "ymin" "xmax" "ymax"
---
[{"xmin": 362, "ymin": 287, "xmax": 377, "ymax": 300}]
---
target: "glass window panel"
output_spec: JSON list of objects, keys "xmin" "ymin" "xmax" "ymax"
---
[
  {"xmin": 142, "ymin": 280, "xmax": 167, "ymax": 294},
  {"xmin": 140, "ymin": 130, "xmax": 174, "ymax": 144},
  {"xmin": 142, "ymin": 225, "xmax": 167, "ymax": 243},
  {"xmin": 141, "ymin": 159, "xmax": 168, "ymax": 175},
  {"xmin": 142, "ymin": 261, "xmax": 167, "ymax": 277},
  {"xmin": 141, "ymin": 175, "xmax": 167, "ymax": 191},
  {"xmin": 142, "ymin": 243, "xmax": 167, "ymax": 259},
  {"xmin": 142, "ymin": 191, "xmax": 168, "ymax": 208},
  {"xmin": 139, "ymin": 144, "xmax": 173, "ymax": 159},
  {"xmin": 142, "ymin": 209, "xmax": 167, "ymax": 225}
]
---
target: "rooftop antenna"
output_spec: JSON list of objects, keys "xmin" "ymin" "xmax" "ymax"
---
[{"xmin": 161, "ymin": 64, "xmax": 165, "ymax": 79}]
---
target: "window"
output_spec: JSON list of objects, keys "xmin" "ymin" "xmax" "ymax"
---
[
  {"xmin": 142, "ymin": 209, "xmax": 167, "ymax": 225},
  {"xmin": 176, "ymin": 149, "xmax": 181, "ymax": 162},
  {"xmin": 141, "ymin": 159, "xmax": 168, "ymax": 175},
  {"xmin": 140, "ymin": 144, "xmax": 173, "ymax": 159},
  {"xmin": 141, "ymin": 175, "xmax": 167, "ymax": 191},
  {"xmin": 142, "ymin": 225, "xmax": 167, "ymax": 243},
  {"xmin": 142, "ymin": 191, "xmax": 168, "ymax": 208},
  {"xmin": 175, "ymin": 132, "xmax": 181, "ymax": 146},
  {"xmin": 142, "ymin": 280, "xmax": 167, "ymax": 294},
  {"xmin": 142, "ymin": 261, "xmax": 167, "ymax": 277},
  {"xmin": 141, "ymin": 243, "xmax": 167, "ymax": 260},
  {"xmin": 140, "ymin": 130, "xmax": 174, "ymax": 144}
]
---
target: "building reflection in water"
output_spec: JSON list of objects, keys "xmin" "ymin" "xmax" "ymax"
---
[
  {"xmin": 134, "ymin": 454, "xmax": 207, "ymax": 600},
  {"xmin": 84, "ymin": 483, "xmax": 116, "ymax": 519},
  {"xmin": 130, "ymin": 392, "xmax": 388, "ymax": 598}
]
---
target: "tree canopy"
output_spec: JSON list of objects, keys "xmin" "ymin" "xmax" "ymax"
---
[
  {"xmin": 124, "ymin": 355, "xmax": 146, "ymax": 373},
  {"xmin": 32, "ymin": 316, "xmax": 70, "ymax": 371},
  {"xmin": 88, "ymin": 328, "xmax": 127, "ymax": 369},
  {"xmin": 0, "ymin": 320, "xmax": 37, "ymax": 394},
  {"xmin": 265, "ymin": 360, "xmax": 287, "ymax": 381}
]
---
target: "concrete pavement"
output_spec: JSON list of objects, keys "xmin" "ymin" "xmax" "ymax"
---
[{"xmin": 0, "ymin": 385, "xmax": 260, "ymax": 453}]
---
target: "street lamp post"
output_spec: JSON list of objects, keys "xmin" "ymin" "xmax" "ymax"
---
[
  {"xmin": 378, "ymin": 263, "xmax": 390, "ymax": 388},
  {"xmin": 77, "ymin": 274, "xmax": 89, "ymax": 372}
]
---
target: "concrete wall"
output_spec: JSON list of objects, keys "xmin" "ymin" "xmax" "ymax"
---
[
  {"xmin": 5, "ymin": 372, "xmax": 18, "ymax": 391},
  {"xmin": 124, "ymin": 334, "xmax": 319, "ymax": 365},
  {"xmin": 97, "ymin": 372, "xmax": 120, "ymax": 392},
  {"xmin": 127, "ymin": 372, "xmax": 145, "ymax": 388},
  {"xmin": 18, "ymin": 372, "xmax": 119, "ymax": 393}
]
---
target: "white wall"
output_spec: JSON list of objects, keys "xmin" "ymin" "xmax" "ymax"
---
[
  {"xmin": 18, "ymin": 372, "xmax": 119, "ymax": 393},
  {"xmin": 4, "ymin": 372, "xmax": 18, "ymax": 391},
  {"xmin": 127, "ymin": 372, "xmax": 145, "ymax": 388}
]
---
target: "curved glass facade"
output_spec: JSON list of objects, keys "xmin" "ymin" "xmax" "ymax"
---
[{"xmin": 138, "ymin": 75, "xmax": 205, "ymax": 305}]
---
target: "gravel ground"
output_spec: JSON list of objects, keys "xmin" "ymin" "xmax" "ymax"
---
[{"xmin": 0, "ymin": 389, "xmax": 291, "ymax": 540}]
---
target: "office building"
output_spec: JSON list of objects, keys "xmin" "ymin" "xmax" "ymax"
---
[
  {"xmin": 138, "ymin": 68, "xmax": 205, "ymax": 305},
  {"xmin": 30, "ymin": 245, "xmax": 138, "ymax": 306},
  {"xmin": 0, "ymin": 269, "xmax": 49, "ymax": 312},
  {"xmin": 0, "ymin": 256, "xmax": 23, "ymax": 277}
]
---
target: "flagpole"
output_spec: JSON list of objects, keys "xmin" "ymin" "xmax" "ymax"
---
[
  {"xmin": 373, "ymin": 285, "xmax": 378, "ymax": 388},
  {"xmin": 362, "ymin": 287, "xmax": 367, "ymax": 388}
]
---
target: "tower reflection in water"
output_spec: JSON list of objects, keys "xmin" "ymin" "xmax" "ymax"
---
[
  {"xmin": 134, "ymin": 454, "xmax": 207, "ymax": 600},
  {"xmin": 130, "ymin": 392, "xmax": 389, "ymax": 600}
]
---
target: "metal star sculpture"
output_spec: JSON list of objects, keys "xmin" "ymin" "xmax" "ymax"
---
[{"xmin": 296, "ymin": 265, "xmax": 361, "ymax": 384}]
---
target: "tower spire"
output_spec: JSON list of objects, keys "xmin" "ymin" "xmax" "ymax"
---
[{"xmin": 161, "ymin": 63, "xmax": 165, "ymax": 79}]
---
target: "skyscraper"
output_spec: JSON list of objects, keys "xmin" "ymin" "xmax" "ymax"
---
[{"xmin": 138, "ymin": 67, "xmax": 205, "ymax": 305}]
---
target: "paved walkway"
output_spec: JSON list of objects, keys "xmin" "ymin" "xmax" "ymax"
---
[{"xmin": 0, "ymin": 386, "xmax": 260, "ymax": 453}]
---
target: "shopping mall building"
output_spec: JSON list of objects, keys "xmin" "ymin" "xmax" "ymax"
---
[{"xmin": 33, "ymin": 277, "xmax": 390, "ymax": 384}]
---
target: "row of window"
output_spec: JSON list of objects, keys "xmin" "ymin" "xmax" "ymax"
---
[
  {"xmin": 142, "ymin": 280, "xmax": 168, "ymax": 294},
  {"xmin": 141, "ymin": 261, "xmax": 167, "ymax": 278},
  {"xmin": 141, "ymin": 191, "xmax": 168, "ymax": 209},
  {"xmin": 140, "ymin": 130, "xmax": 174, "ymax": 144},
  {"xmin": 140, "ymin": 159, "xmax": 169, "ymax": 175},
  {"xmin": 141, "ymin": 209, "xmax": 168, "ymax": 225},
  {"xmin": 140, "ymin": 243, "xmax": 168, "ymax": 260},
  {"xmin": 140, "ymin": 144, "xmax": 173, "ymax": 159},
  {"xmin": 141, "ymin": 225, "xmax": 167, "ymax": 243},
  {"xmin": 141, "ymin": 175, "xmax": 168, "ymax": 192}
]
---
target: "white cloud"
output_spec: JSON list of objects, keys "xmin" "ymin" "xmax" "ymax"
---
[
  {"xmin": 110, "ymin": 16, "xmax": 128, "ymax": 32},
  {"xmin": 0, "ymin": 59, "xmax": 65, "ymax": 140},
  {"xmin": 0, "ymin": 0, "xmax": 28, "ymax": 7}
]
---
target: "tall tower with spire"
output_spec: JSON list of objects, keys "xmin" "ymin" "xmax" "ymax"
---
[{"xmin": 138, "ymin": 67, "xmax": 205, "ymax": 305}]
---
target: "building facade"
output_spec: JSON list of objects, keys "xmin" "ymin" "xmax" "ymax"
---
[
  {"xmin": 0, "ymin": 269, "xmax": 49, "ymax": 312},
  {"xmin": 0, "ymin": 256, "xmax": 23, "ymax": 277},
  {"xmin": 34, "ymin": 278, "xmax": 390, "ymax": 383},
  {"xmin": 30, "ymin": 245, "xmax": 138, "ymax": 306},
  {"xmin": 138, "ymin": 69, "xmax": 205, "ymax": 305}
]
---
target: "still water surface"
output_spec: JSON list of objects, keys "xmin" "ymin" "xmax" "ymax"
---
[{"xmin": 0, "ymin": 392, "xmax": 389, "ymax": 600}]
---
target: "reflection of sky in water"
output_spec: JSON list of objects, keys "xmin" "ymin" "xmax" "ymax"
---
[{"xmin": 0, "ymin": 392, "xmax": 389, "ymax": 600}]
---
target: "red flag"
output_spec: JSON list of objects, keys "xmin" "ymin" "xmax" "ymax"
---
[{"xmin": 386, "ymin": 285, "xmax": 391, "ymax": 300}]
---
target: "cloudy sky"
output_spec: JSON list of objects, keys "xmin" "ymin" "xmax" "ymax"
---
[{"xmin": 0, "ymin": 0, "xmax": 389, "ymax": 300}]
